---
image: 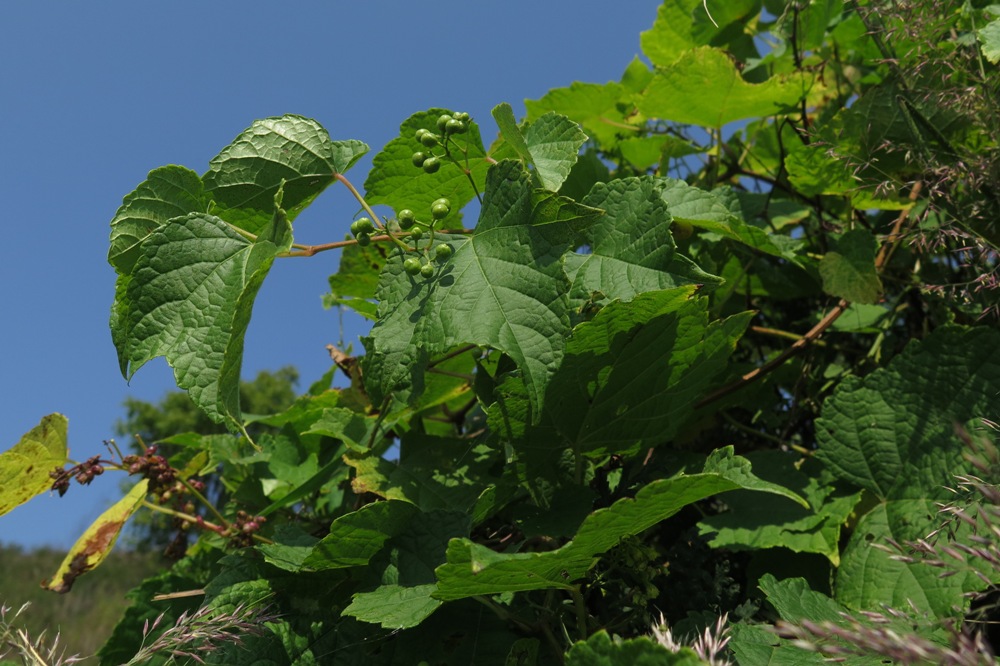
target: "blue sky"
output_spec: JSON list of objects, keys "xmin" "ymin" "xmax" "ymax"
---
[{"xmin": 0, "ymin": 1, "xmax": 663, "ymax": 549}]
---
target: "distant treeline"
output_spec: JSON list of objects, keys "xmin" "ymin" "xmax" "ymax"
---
[{"xmin": 0, "ymin": 543, "xmax": 164, "ymax": 663}]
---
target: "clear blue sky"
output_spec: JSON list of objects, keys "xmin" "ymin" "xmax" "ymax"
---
[{"xmin": 0, "ymin": 1, "xmax": 662, "ymax": 549}]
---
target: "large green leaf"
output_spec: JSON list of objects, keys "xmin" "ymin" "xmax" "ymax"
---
[
  {"xmin": 493, "ymin": 103, "xmax": 588, "ymax": 192},
  {"xmin": 567, "ymin": 177, "xmax": 722, "ymax": 306},
  {"xmin": 111, "ymin": 199, "xmax": 292, "ymax": 428},
  {"xmin": 304, "ymin": 500, "xmax": 418, "ymax": 571},
  {"xmin": 835, "ymin": 500, "xmax": 983, "ymax": 618},
  {"xmin": 547, "ymin": 289, "xmax": 753, "ymax": 458},
  {"xmin": 640, "ymin": 0, "xmax": 758, "ymax": 66},
  {"xmin": 638, "ymin": 47, "xmax": 810, "ymax": 128},
  {"xmin": 0, "ymin": 414, "xmax": 69, "ymax": 517},
  {"xmin": 816, "ymin": 326, "xmax": 1000, "ymax": 500},
  {"xmin": 108, "ymin": 165, "xmax": 209, "ymax": 274},
  {"xmin": 434, "ymin": 448, "xmax": 803, "ymax": 599},
  {"xmin": 815, "ymin": 327, "xmax": 1000, "ymax": 616},
  {"xmin": 364, "ymin": 161, "xmax": 602, "ymax": 415},
  {"xmin": 203, "ymin": 114, "xmax": 368, "ymax": 234},
  {"xmin": 698, "ymin": 453, "xmax": 861, "ymax": 565}
]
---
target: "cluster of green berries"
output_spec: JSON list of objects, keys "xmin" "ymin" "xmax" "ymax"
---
[
  {"xmin": 349, "ymin": 216, "xmax": 376, "ymax": 246},
  {"xmin": 410, "ymin": 111, "xmax": 471, "ymax": 174},
  {"xmin": 396, "ymin": 197, "xmax": 455, "ymax": 278}
]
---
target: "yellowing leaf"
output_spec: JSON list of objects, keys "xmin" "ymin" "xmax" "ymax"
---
[
  {"xmin": 0, "ymin": 414, "xmax": 68, "ymax": 517},
  {"xmin": 44, "ymin": 479, "xmax": 149, "ymax": 593}
]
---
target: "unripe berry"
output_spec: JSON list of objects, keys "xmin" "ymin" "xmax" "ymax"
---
[
  {"xmin": 422, "ymin": 157, "xmax": 441, "ymax": 174},
  {"xmin": 436, "ymin": 114, "xmax": 453, "ymax": 132},
  {"xmin": 403, "ymin": 257, "xmax": 422, "ymax": 275},
  {"xmin": 446, "ymin": 118, "xmax": 467, "ymax": 134},
  {"xmin": 420, "ymin": 263, "xmax": 435, "ymax": 278},
  {"xmin": 434, "ymin": 243, "xmax": 453, "ymax": 261},
  {"xmin": 420, "ymin": 132, "xmax": 439, "ymax": 148},
  {"xmin": 431, "ymin": 197, "xmax": 451, "ymax": 220},
  {"xmin": 398, "ymin": 209, "xmax": 416, "ymax": 230},
  {"xmin": 356, "ymin": 232, "xmax": 371, "ymax": 246},
  {"xmin": 411, "ymin": 151, "xmax": 428, "ymax": 168}
]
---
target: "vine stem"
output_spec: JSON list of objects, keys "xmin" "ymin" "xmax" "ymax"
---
[
  {"xmin": 334, "ymin": 172, "xmax": 412, "ymax": 254},
  {"xmin": 696, "ymin": 181, "xmax": 922, "ymax": 409}
]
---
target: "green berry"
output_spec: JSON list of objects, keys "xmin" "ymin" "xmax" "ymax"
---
[
  {"xmin": 434, "ymin": 243, "xmax": 453, "ymax": 261},
  {"xmin": 415, "ymin": 128, "xmax": 429, "ymax": 141},
  {"xmin": 436, "ymin": 114, "xmax": 453, "ymax": 132},
  {"xmin": 453, "ymin": 111, "xmax": 470, "ymax": 122},
  {"xmin": 431, "ymin": 202, "xmax": 450, "ymax": 220},
  {"xmin": 420, "ymin": 263, "xmax": 435, "ymax": 278},
  {"xmin": 353, "ymin": 217, "xmax": 374, "ymax": 234},
  {"xmin": 398, "ymin": 209, "xmax": 416, "ymax": 230},
  {"xmin": 410, "ymin": 227, "xmax": 424, "ymax": 241},
  {"xmin": 403, "ymin": 257, "xmax": 422, "ymax": 276},
  {"xmin": 356, "ymin": 232, "xmax": 371, "ymax": 246},
  {"xmin": 422, "ymin": 156, "xmax": 441, "ymax": 173},
  {"xmin": 446, "ymin": 118, "xmax": 466, "ymax": 134},
  {"xmin": 420, "ymin": 132, "xmax": 439, "ymax": 148},
  {"xmin": 411, "ymin": 151, "xmax": 428, "ymax": 168}
]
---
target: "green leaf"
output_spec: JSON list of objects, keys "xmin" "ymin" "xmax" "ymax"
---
[
  {"xmin": 979, "ymin": 18, "xmax": 1000, "ymax": 64},
  {"xmin": 835, "ymin": 500, "xmax": 983, "ymax": 618},
  {"xmin": 344, "ymin": 436, "xmax": 502, "ymax": 513},
  {"xmin": 818, "ymin": 229, "xmax": 882, "ymax": 304},
  {"xmin": 365, "ymin": 161, "xmax": 602, "ymax": 415},
  {"xmin": 659, "ymin": 179, "xmax": 801, "ymax": 261},
  {"xmin": 565, "ymin": 630, "xmax": 704, "ymax": 665},
  {"xmin": 699, "ymin": 453, "xmax": 860, "ymax": 565},
  {"xmin": 784, "ymin": 142, "xmax": 856, "ymax": 197},
  {"xmin": 343, "ymin": 584, "xmax": 442, "ymax": 630},
  {"xmin": 815, "ymin": 326, "xmax": 1000, "ymax": 500},
  {"xmin": 112, "ymin": 199, "xmax": 293, "ymax": 428},
  {"xmin": 434, "ymin": 450, "xmax": 803, "ymax": 599},
  {"xmin": 43, "ymin": 479, "xmax": 149, "ymax": 592},
  {"xmin": 0, "ymin": 414, "xmax": 69, "ymax": 517},
  {"xmin": 548, "ymin": 290, "xmax": 752, "ymax": 458},
  {"xmin": 364, "ymin": 108, "xmax": 489, "ymax": 221},
  {"xmin": 304, "ymin": 500, "xmax": 419, "ymax": 571},
  {"xmin": 108, "ymin": 165, "xmax": 209, "ymax": 274},
  {"xmin": 493, "ymin": 103, "xmax": 587, "ymax": 192},
  {"xmin": 203, "ymin": 114, "xmax": 368, "ymax": 234},
  {"xmin": 638, "ymin": 47, "xmax": 810, "ymax": 127},
  {"xmin": 568, "ymin": 177, "xmax": 722, "ymax": 306},
  {"xmin": 526, "ymin": 80, "xmax": 630, "ymax": 151}
]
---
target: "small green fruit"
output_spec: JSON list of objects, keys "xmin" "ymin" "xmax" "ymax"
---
[
  {"xmin": 434, "ymin": 243, "xmax": 453, "ymax": 261},
  {"xmin": 431, "ymin": 203, "xmax": 450, "ymax": 220},
  {"xmin": 411, "ymin": 151, "xmax": 428, "ymax": 168},
  {"xmin": 446, "ymin": 118, "xmax": 466, "ymax": 134},
  {"xmin": 410, "ymin": 227, "xmax": 424, "ymax": 241},
  {"xmin": 415, "ymin": 128, "xmax": 429, "ymax": 141},
  {"xmin": 453, "ymin": 111, "xmax": 470, "ymax": 122},
  {"xmin": 420, "ymin": 132, "xmax": 439, "ymax": 148},
  {"xmin": 422, "ymin": 157, "xmax": 441, "ymax": 173},
  {"xmin": 436, "ymin": 114, "xmax": 453, "ymax": 132},
  {"xmin": 353, "ymin": 217, "xmax": 374, "ymax": 235},
  {"xmin": 356, "ymin": 232, "xmax": 371, "ymax": 246},
  {"xmin": 398, "ymin": 209, "xmax": 416, "ymax": 230},
  {"xmin": 403, "ymin": 257, "xmax": 422, "ymax": 275},
  {"xmin": 420, "ymin": 263, "xmax": 435, "ymax": 278}
]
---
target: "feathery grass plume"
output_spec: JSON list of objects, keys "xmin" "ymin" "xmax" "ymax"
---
[
  {"xmin": 122, "ymin": 601, "xmax": 277, "ymax": 665},
  {"xmin": 0, "ymin": 602, "xmax": 84, "ymax": 666},
  {"xmin": 651, "ymin": 613, "xmax": 731, "ymax": 666}
]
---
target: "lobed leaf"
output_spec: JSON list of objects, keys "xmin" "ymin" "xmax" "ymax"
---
[
  {"xmin": 112, "ymin": 202, "xmax": 292, "ymax": 428},
  {"xmin": 818, "ymin": 229, "xmax": 882, "ymax": 304},
  {"xmin": 343, "ymin": 584, "xmax": 442, "ymax": 630}
]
